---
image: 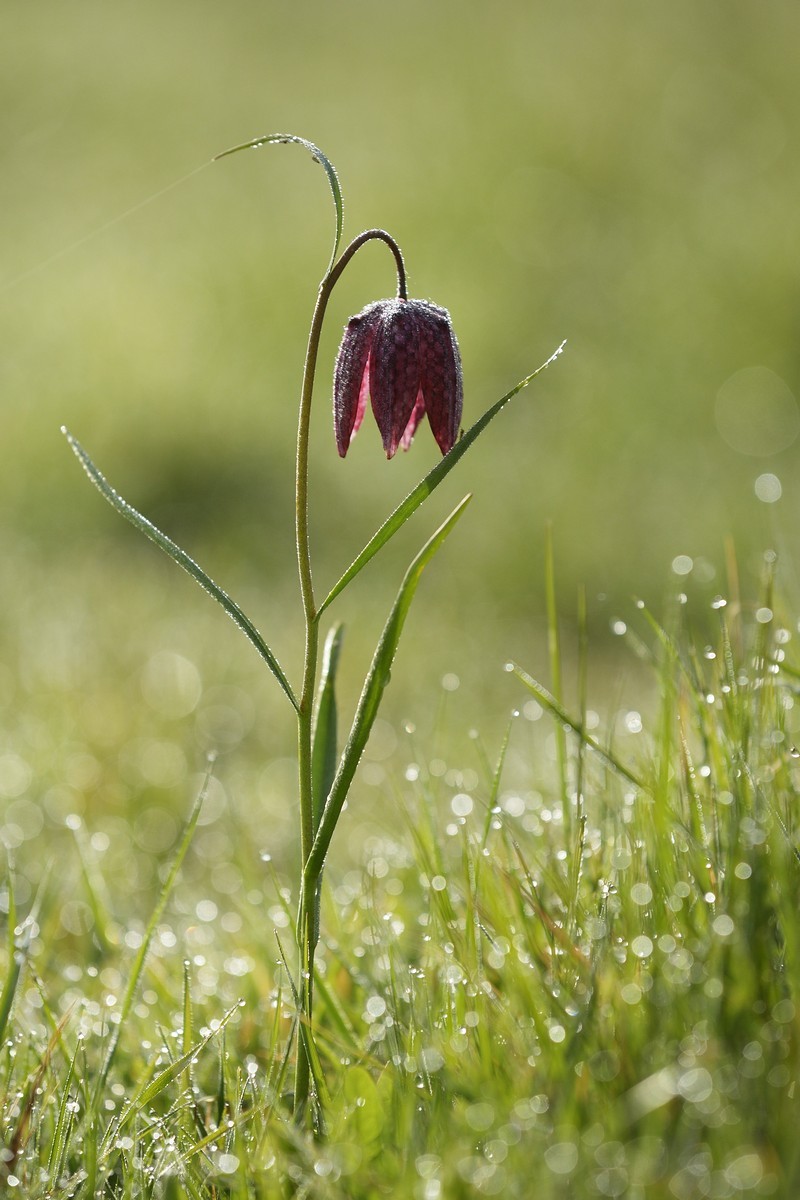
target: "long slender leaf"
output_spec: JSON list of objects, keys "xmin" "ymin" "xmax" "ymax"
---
[
  {"xmin": 311, "ymin": 623, "xmax": 345, "ymax": 835},
  {"xmin": 307, "ymin": 495, "xmax": 472, "ymax": 879},
  {"xmin": 275, "ymin": 931, "xmax": 330, "ymax": 1116},
  {"xmin": 318, "ymin": 341, "xmax": 565, "ymax": 616},
  {"xmin": 113, "ymin": 1001, "xmax": 241, "ymax": 1135},
  {"xmin": 214, "ymin": 132, "xmax": 343, "ymax": 275},
  {"xmin": 512, "ymin": 663, "xmax": 648, "ymax": 793},
  {"xmin": 545, "ymin": 525, "xmax": 569, "ymax": 832},
  {"xmin": 63, "ymin": 429, "xmax": 298, "ymax": 712},
  {"xmin": 6, "ymin": 1000, "xmax": 71, "ymax": 1176},
  {"xmin": 481, "ymin": 715, "xmax": 515, "ymax": 851},
  {"xmin": 0, "ymin": 865, "xmax": 19, "ymax": 1044},
  {"xmin": 47, "ymin": 1036, "xmax": 79, "ymax": 1181},
  {"xmin": 93, "ymin": 765, "xmax": 211, "ymax": 1105}
]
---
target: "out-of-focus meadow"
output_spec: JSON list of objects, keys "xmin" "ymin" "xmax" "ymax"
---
[{"xmin": 2, "ymin": 1, "xmax": 800, "ymax": 883}]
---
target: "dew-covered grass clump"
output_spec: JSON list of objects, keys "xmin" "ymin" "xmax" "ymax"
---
[{"xmin": 1, "ymin": 544, "xmax": 799, "ymax": 1197}]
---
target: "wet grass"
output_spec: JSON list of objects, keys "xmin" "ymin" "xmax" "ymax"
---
[{"xmin": 1, "ymin": 548, "xmax": 799, "ymax": 1197}]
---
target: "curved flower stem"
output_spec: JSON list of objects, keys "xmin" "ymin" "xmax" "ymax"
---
[{"xmin": 293, "ymin": 228, "xmax": 405, "ymax": 1124}]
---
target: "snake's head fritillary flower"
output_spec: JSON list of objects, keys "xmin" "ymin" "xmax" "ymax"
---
[{"xmin": 333, "ymin": 298, "xmax": 463, "ymax": 459}]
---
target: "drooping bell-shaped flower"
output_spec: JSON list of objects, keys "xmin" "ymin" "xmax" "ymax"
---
[{"xmin": 333, "ymin": 298, "xmax": 463, "ymax": 458}]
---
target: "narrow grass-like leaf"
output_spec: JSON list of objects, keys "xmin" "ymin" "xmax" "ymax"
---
[
  {"xmin": 215, "ymin": 1029, "xmax": 228, "ymax": 1127},
  {"xmin": 481, "ymin": 715, "xmax": 515, "ymax": 850},
  {"xmin": 568, "ymin": 584, "xmax": 589, "ymax": 935},
  {"xmin": 545, "ymin": 525, "xmax": 569, "ymax": 835},
  {"xmin": 311, "ymin": 623, "xmax": 344, "ymax": 835},
  {"xmin": 73, "ymin": 826, "xmax": 113, "ymax": 953},
  {"xmin": 307, "ymin": 495, "xmax": 472, "ymax": 879},
  {"xmin": 83, "ymin": 1117, "xmax": 98, "ymax": 1198},
  {"xmin": 182, "ymin": 960, "xmax": 193, "ymax": 1063},
  {"xmin": 7, "ymin": 1006, "xmax": 70, "ymax": 1177},
  {"xmin": 275, "ymin": 931, "xmax": 330, "ymax": 1116},
  {"xmin": 512, "ymin": 663, "xmax": 648, "ymax": 792},
  {"xmin": 468, "ymin": 715, "xmax": 515, "ymax": 970},
  {"xmin": 31, "ymin": 970, "xmax": 77, "ymax": 1082},
  {"xmin": 318, "ymin": 342, "xmax": 565, "ymax": 616},
  {"xmin": 93, "ymin": 766, "xmax": 210, "ymax": 1104},
  {"xmin": 180, "ymin": 960, "xmax": 206, "ymax": 1144},
  {"xmin": 47, "ymin": 1036, "xmax": 79, "ymax": 1179},
  {"xmin": 0, "ymin": 865, "xmax": 19, "ymax": 1044},
  {"xmin": 51, "ymin": 1104, "xmax": 80, "ymax": 1188},
  {"xmin": 114, "ymin": 1001, "xmax": 241, "ymax": 1135},
  {"xmin": 63, "ymin": 429, "xmax": 298, "ymax": 713},
  {"xmin": 311, "ymin": 970, "xmax": 360, "ymax": 1054},
  {"xmin": 214, "ymin": 132, "xmax": 343, "ymax": 274}
]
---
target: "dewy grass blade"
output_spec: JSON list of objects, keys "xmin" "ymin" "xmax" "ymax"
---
[
  {"xmin": 545, "ymin": 525, "xmax": 569, "ymax": 835},
  {"xmin": 275, "ymin": 930, "xmax": 330, "ymax": 1113},
  {"xmin": 47, "ymin": 1038, "xmax": 79, "ymax": 1181},
  {"xmin": 63, "ymin": 429, "xmax": 299, "ymax": 712},
  {"xmin": 93, "ymin": 765, "xmax": 210, "ymax": 1105},
  {"xmin": 0, "ymin": 866, "xmax": 19, "ymax": 1045},
  {"xmin": 214, "ymin": 132, "xmax": 343, "ymax": 275},
  {"xmin": 512, "ymin": 663, "xmax": 649, "ymax": 793},
  {"xmin": 307, "ymin": 495, "xmax": 472, "ymax": 879},
  {"xmin": 112, "ymin": 1001, "xmax": 242, "ymax": 1137},
  {"xmin": 318, "ymin": 341, "xmax": 565, "ymax": 617}
]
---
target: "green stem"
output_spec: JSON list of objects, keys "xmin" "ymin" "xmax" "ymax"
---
[{"xmin": 292, "ymin": 227, "xmax": 405, "ymax": 1124}]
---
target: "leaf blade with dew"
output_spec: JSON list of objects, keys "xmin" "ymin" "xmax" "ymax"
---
[
  {"xmin": 179, "ymin": 959, "xmax": 209, "ymax": 1144},
  {"xmin": 311, "ymin": 623, "xmax": 345, "ymax": 836},
  {"xmin": 512, "ymin": 662, "xmax": 649, "ymax": 793},
  {"xmin": 480, "ymin": 714, "xmax": 515, "ymax": 851},
  {"xmin": 545, "ymin": 524, "xmax": 569, "ymax": 838},
  {"xmin": 318, "ymin": 341, "xmax": 565, "ymax": 617},
  {"xmin": 568, "ymin": 583, "xmax": 589, "ymax": 936},
  {"xmin": 307, "ymin": 495, "xmax": 472, "ymax": 880},
  {"xmin": 275, "ymin": 930, "xmax": 330, "ymax": 1116},
  {"xmin": 47, "ymin": 1035, "xmax": 80, "ymax": 1182},
  {"xmin": 71, "ymin": 823, "xmax": 114, "ymax": 954},
  {"xmin": 214, "ymin": 132, "xmax": 343, "ymax": 275},
  {"xmin": 92, "ymin": 764, "xmax": 211, "ymax": 1107},
  {"xmin": 63, "ymin": 429, "xmax": 299, "ymax": 712},
  {"xmin": 6, "ymin": 1003, "xmax": 74, "ymax": 1177},
  {"xmin": 0, "ymin": 863, "xmax": 19, "ymax": 1045},
  {"xmin": 112, "ymin": 1001, "xmax": 242, "ymax": 1136},
  {"xmin": 182, "ymin": 959, "xmax": 193, "ymax": 1064}
]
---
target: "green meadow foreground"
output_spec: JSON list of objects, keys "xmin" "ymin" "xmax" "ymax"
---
[{"xmin": 1, "ymin": 552, "xmax": 798, "ymax": 1198}]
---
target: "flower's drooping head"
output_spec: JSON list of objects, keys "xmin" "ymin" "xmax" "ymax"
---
[{"xmin": 333, "ymin": 298, "xmax": 463, "ymax": 459}]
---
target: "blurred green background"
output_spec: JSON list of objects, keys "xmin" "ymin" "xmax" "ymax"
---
[{"xmin": 3, "ymin": 1, "xmax": 800, "ymax": 884}]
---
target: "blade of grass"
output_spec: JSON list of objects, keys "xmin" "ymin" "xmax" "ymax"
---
[
  {"xmin": 512, "ymin": 663, "xmax": 647, "ymax": 792},
  {"xmin": 63, "ymin": 429, "xmax": 298, "ymax": 713},
  {"xmin": 307, "ymin": 494, "xmax": 472, "ymax": 879},
  {"xmin": 93, "ymin": 763, "xmax": 211, "ymax": 1105},
  {"xmin": 7, "ymin": 1007, "xmax": 72, "ymax": 1178},
  {"xmin": 468, "ymin": 714, "xmax": 516, "ymax": 971},
  {"xmin": 275, "ymin": 930, "xmax": 330, "ymax": 1117},
  {"xmin": 568, "ymin": 583, "xmax": 588, "ymax": 935},
  {"xmin": 311, "ymin": 970, "xmax": 360, "ymax": 1055},
  {"xmin": 214, "ymin": 133, "xmax": 343, "ymax": 275},
  {"xmin": 215, "ymin": 1030, "xmax": 228, "ymax": 1127},
  {"xmin": 318, "ymin": 342, "xmax": 565, "ymax": 616},
  {"xmin": 47, "ymin": 1034, "xmax": 80, "ymax": 1180},
  {"xmin": 0, "ymin": 865, "xmax": 19, "ymax": 1044},
  {"xmin": 545, "ymin": 524, "xmax": 569, "ymax": 840},
  {"xmin": 481, "ymin": 714, "xmax": 515, "ymax": 851},
  {"xmin": 112, "ymin": 1001, "xmax": 242, "ymax": 1137},
  {"xmin": 182, "ymin": 959, "xmax": 193, "ymax": 1067},
  {"xmin": 179, "ymin": 960, "xmax": 208, "ymax": 1144},
  {"xmin": 72, "ymin": 826, "xmax": 113, "ymax": 954}
]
